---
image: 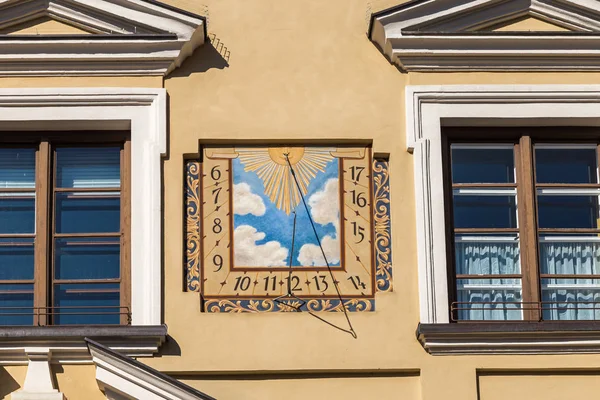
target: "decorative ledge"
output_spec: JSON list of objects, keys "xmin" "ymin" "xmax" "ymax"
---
[
  {"xmin": 0, "ymin": 0, "xmax": 206, "ymax": 76},
  {"xmin": 0, "ymin": 325, "xmax": 168, "ymax": 363},
  {"xmin": 369, "ymin": 0, "xmax": 600, "ymax": 72},
  {"xmin": 418, "ymin": 322, "xmax": 600, "ymax": 355}
]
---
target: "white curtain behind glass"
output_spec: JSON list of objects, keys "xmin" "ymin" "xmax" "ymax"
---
[
  {"xmin": 456, "ymin": 240, "xmax": 521, "ymax": 321},
  {"xmin": 541, "ymin": 240, "xmax": 600, "ymax": 320}
]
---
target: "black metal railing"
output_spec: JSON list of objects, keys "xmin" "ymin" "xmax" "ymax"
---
[{"xmin": 0, "ymin": 306, "xmax": 131, "ymax": 326}]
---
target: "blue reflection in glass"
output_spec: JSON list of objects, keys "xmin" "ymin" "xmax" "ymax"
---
[
  {"xmin": 53, "ymin": 283, "xmax": 120, "ymax": 325},
  {"xmin": 451, "ymin": 148, "xmax": 514, "ymax": 183},
  {"xmin": 0, "ymin": 148, "xmax": 35, "ymax": 189},
  {"xmin": 538, "ymin": 195, "xmax": 599, "ymax": 229},
  {"xmin": 55, "ymin": 238, "xmax": 120, "ymax": 280},
  {"xmin": 55, "ymin": 193, "xmax": 120, "ymax": 233},
  {"xmin": 453, "ymin": 195, "xmax": 517, "ymax": 229},
  {"xmin": 0, "ymin": 196, "xmax": 35, "ymax": 234},
  {"xmin": 0, "ymin": 238, "xmax": 34, "ymax": 280},
  {"xmin": 0, "ymin": 284, "xmax": 33, "ymax": 326},
  {"xmin": 56, "ymin": 147, "xmax": 120, "ymax": 188},
  {"xmin": 535, "ymin": 148, "xmax": 597, "ymax": 184}
]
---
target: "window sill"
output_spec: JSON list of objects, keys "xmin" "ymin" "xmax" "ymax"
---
[
  {"xmin": 0, "ymin": 324, "xmax": 167, "ymax": 363},
  {"xmin": 417, "ymin": 322, "xmax": 600, "ymax": 355}
]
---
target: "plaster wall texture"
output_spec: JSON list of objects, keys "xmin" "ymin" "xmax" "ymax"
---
[
  {"xmin": 3, "ymin": 0, "xmax": 600, "ymax": 399},
  {"xmin": 5, "ymin": 17, "xmax": 91, "ymax": 35},
  {"xmin": 0, "ymin": 365, "xmax": 103, "ymax": 400}
]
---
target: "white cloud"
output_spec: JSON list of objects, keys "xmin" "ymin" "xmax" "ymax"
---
[
  {"xmin": 297, "ymin": 235, "xmax": 340, "ymax": 267},
  {"xmin": 307, "ymin": 178, "xmax": 339, "ymax": 231},
  {"xmin": 233, "ymin": 182, "xmax": 266, "ymax": 216},
  {"xmin": 297, "ymin": 178, "xmax": 341, "ymax": 266},
  {"xmin": 234, "ymin": 225, "xmax": 288, "ymax": 267}
]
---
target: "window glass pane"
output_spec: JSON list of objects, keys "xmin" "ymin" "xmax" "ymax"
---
[
  {"xmin": 453, "ymin": 194, "xmax": 517, "ymax": 229},
  {"xmin": 56, "ymin": 147, "xmax": 120, "ymax": 188},
  {"xmin": 0, "ymin": 284, "xmax": 33, "ymax": 326},
  {"xmin": 537, "ymin": 195, "xmax": 599, "ymax": 229},
  {"xmin": 455, "ymin": 235, "xmax": 520, "ymax": 275},
  {"xmin": 55, "ymin": 237, "xmax": 120, "ymax": 280},
  {"xmin": 455, "ymin": 278, "xmax": 522, "ymax": 321},
  {"xmin": 542, "ymin": 278, "xmax": 600, "ymax": 320},
  {"xmin": 55, "ymin": 193, "xmax": 120, "ymax": 234},
  {"xmin": 0, "ymin": 195, "xmax": 35, "ymax": 234},
  {"xmin": 0, "ymin": 238, "xmax": 34, "ymax": 280},
  {"xmin": 540, "ymin": 235, "xmax": 600, "ymax": 275},
  {"xmin": 451, "ymin": 147, "xmax": 514, "ymax": 183},
  {"xmin": 0, "ymin": 148, "xmax": 35, "ymax": 189},
  {"xmin": 53, "ymin": 283, "xmax": 120, "ymax": 325},
  {"xmin": 535, "ymin": 147, "xmax": 597, "ymax": 184}
]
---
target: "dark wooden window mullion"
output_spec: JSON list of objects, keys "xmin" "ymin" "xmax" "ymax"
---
[
  {"xmin": 34, "ymin": 141, "xmax": 50, "ymax": 326},
  {"xmin": 516, "ymin": 136, "xmax": 541, "ymax": 321}
]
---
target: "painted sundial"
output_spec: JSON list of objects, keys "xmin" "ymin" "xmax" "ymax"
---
[{"xmin": 185, "ymin": 145, "xmax": 392, "ymax": 312}]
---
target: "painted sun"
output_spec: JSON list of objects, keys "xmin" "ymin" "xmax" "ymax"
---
[{"xmin": 235, "ymin": 146, "xmax": 335, "ymax": 214}]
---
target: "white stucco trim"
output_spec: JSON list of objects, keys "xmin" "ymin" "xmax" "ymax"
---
[
  {"xmin": 370, "ymin": 0, "xmax": 600, "ymax": 71},
  {"xmin": 88, "ymin": 340, "xmax": 214, "ymax": 400},
  {"xmin": 0, "ymin": 87, "xmax": 166, "ymax": 326},
  {"xmin": 0, "ymin": 0, "xmax": 206, "ymax": 76},
  {"xmin": 407, "ymin": 84, "xmax": 600, "ymax": 323}
]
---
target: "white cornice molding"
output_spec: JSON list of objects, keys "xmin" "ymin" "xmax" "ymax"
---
[
  {"xmin": 370, "ymin": 0, "xmax": 600, "ymax": 71},
  {"xmin": 0, "ymin": 325, "xmax": 167, "ymax": 364},
  {"xmin": 418, "ymin": 322, "xmax": 600, "ymax": 355},
  {"xmin": 0, "ymin": 0, "xmax": 206, "ymax": 76},
  {"xmin": 88, "ymin": 340, "xmax": 215, "ymax": 400}
]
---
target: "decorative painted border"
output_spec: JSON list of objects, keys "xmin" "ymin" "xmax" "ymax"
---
[
  {"xmin": 185, "ymin": 161, "xmax": 201, "ymax": 292},
  {"xmin": 203, "ymin": 298, "xmax": 374, "ymax": 313},
  {"xmin": 185, "ymin": 152, "xmax": 393, "ymax": 311},
  {"xmin": 373, "ymin": 158, "xmax": 393, "ymax": 293}
]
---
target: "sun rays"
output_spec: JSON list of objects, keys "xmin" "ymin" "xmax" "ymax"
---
[{"xmin": 235, "ymin": 146, "xmax": 335, "ymax": 215}]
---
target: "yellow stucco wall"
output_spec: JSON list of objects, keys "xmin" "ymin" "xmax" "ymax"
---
[
  {"xmin": 0, "ymin": 365, "xmax": 103, "ymax": 400},
  {"xmin": 3, "ymin": 0, "xmax": 600, "ymax": 399},
  {"xmin": 3, "ymin": 17, "xmax": 91, "ymax": 35}
]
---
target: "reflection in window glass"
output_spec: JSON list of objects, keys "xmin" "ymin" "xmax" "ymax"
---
[
  {"xmin": 537, "ymin": 195, "xmax": 599, "ymax": 229},
  {"xmin": 0, "ymin": 148, "xmax": 35, "ymax": 189},
  {"xmin": 455, "ymin": 279, "xmax": 522, "ymax": 321},
  {"xmin": 535, "ymin": 147, "xmax": 597, "ymax": 184},
  {"xmin": 455, "ymin": 235, "xmax": 520, "ymax": 276},
  {"xmin": 56, "ymin": 147, "xmax": 120, "ymax": 188},
  {"xmin": 539, "ymin": 236, "xmax": 600, "ymax": 275},
  {"xmin": 53, "ymin": 283, "xmax": 120, "ymax": 325},
  {"xmin": 0, "ymin": 238, "xmax": 34, "ymax": 280},
  {"xmin": 0, "ymin": 195, "xmax": 35, "ymax": 234},
  {"xmin": 542, "ymin": 279, "xmax": 600, "ymax": 320},
  {"xmin": 451, "ymin": 147, "xmax": 514, "ymax": 183},
  {"xmin": 55, "ymin": 193, "xmax": 120, "ymax": 234},
  {"xmin": 453, "ymin": 194, "xmax": 517, "ymax": 229},
  {"xmin": 54, "ymin": 238, "xmax": 120, "ymax": 280},
  {"xmin": 0, "ymin": 284, "xmax": 33, "ymax": 326}
]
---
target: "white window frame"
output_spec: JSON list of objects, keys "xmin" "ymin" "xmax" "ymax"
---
[
  {"xmin": 407, "ymin": 84, "xmax": 600, "ymax": 324},
  {"xmin": 0, "ymin": 87, "xmax": 166, "ymax": 325}
]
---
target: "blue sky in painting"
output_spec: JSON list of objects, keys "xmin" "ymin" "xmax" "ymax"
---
[{"xmin": 233, "ymin": 155, "xmax": 340, "ymax": 267}]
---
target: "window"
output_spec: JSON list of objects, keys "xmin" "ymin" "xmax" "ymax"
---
[
  {"xmin": 0, "ymin": 139, "xmax": 130, "ymax": 326},
  {"xmin": 448, "ymin": 136, "xmax": 600, "ymax": 322}
]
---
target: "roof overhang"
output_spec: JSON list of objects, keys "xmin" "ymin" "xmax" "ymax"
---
[
  {"xmin": 0, "ymin": 0, "xmax": 207, "ymax": 76},
  {"xmin": 369, "ymin": 0, "xmax": 600, "ymax": 72},
  {"xmin": 88, "ymin": 339, "xmax": 215, "ymax": 400}
]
